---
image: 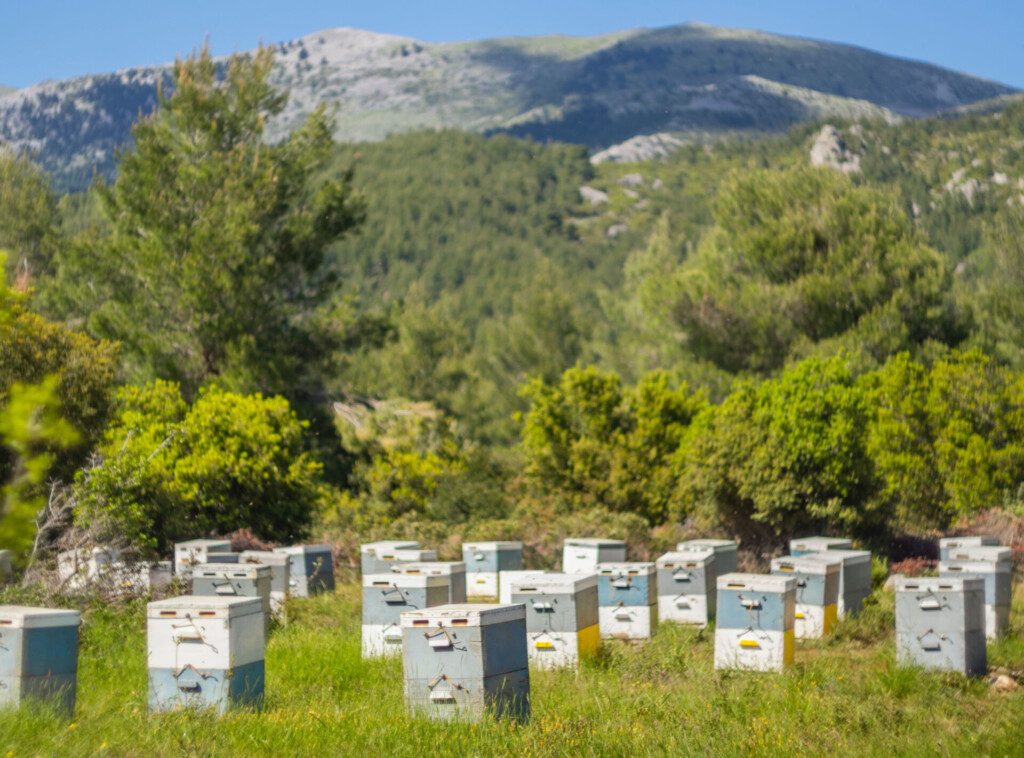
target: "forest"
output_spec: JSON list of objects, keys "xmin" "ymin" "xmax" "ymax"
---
[{"xmin": 4, "ymin": 47, "xmax": 1024, "ymax": 567}]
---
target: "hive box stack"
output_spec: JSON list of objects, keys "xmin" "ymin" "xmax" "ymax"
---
[
  {"xmin": 895, "ymin": 576, "xmax": 986, "ymax": 676},
  {"xmin": 147, "ymin": 596, "xmax": 266, "ymax": 713},
  {"xmin": 677, "ymin": 539, "xmax": 738, "ymax": 575},
  {"xmin": 391, "ymin": 562, "xmax": 468, "ymax": 604},
  {"xmin": 360, "ymin": 541, "xmax": 421, "ymax": 574},
  {"xmin": 770, "ymin": 554, "xmax": 841, "ymax": 638},
  {"xmin": 714, "ymin": 573, "xmax": 796, "ymax": 672},
  {"xmin": 940, "ymin": 545, "xmax": 1013, "ymax": 639},
  {"xmin": 361, "ymin": 573, "xmax": 449, "ymax": 657},
  {"xmin": 192, "ymin": 563, "xmax": 273, "ymax": 634},
  {"xmin": 499, "ymin": 570, "xmax": 548, "ymax": 605},
  {"xmin": 562, "ymin": 538, "xmax": 627, "ymax": 574},
  {"xmin": 462, "ymin": 541, "xmax": 523, "ymax": 599},
  {"xmin": 596, "ymin": 563, "xmax": 658, "ymax": 640},
  {"xmin": 174, "ymin": 539, "xmax": 232, "ymax": 579},
  {"xmin": 510, "ymin": 573, "xmax": 599, "ymax": 668},
  {"xmin": 239, "ymin": 551, "xmax": 291, "ymax": 617},
  {"xmin": 789, "ymin": 536, "xmax": 853, "ymax": 557},
  {"xmin": 274, "ymin": 544, "xmax": 335, "ymax": 597},
  {"xmin": 656, "ymin": 549, "xmax": 716, "ymax": 626},
  {"xmin": 401, "ymin": 604, "xmax": 530, "ymax": 722},
  {"xmin": 820, "ymin": 549, "xmax": 873, "ymax": 617},
  {"xmin": 938, "ymin": 536, "xmax": 998, "ymax": 561},
  {"xmin": 0, "ymin": 606, "xmax": 81, "ymax": 715}
]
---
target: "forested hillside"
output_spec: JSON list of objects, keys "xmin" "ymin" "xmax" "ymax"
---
[{"xmin": 4, "ymin": 48, "xmax": 1024, "ymax": 568}]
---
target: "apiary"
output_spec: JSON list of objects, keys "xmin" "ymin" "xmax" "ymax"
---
[
  {"xmin": 561, "ymin": 538, "xmax": 627, "ymax": 574},
  {"xmin": 894, "ymin": 576, "xmax": 986, "ymax": 676},
  {"xmin": 239, "ymin": 551, "xmax": 292, "ymax": 616},
  {"xmin": 676, "ymin": 539, "xmax": 738, "ymax": 575},
  {"xmin": 788, "ymin": 536, "xmax": 853, "ymax": 556},
  {"xmin": 192, "ymin": 563, "xmax": 273, "ymax": 634},
  {"xmin": 714, "ymin": 573, "xmax": 796, "ymax": 672},
  {"xmin": 499, "ymin": 570, "xmax": 548, "ymax": 605},
  {"xmin": 391, "ymin": 561, "xmax": 468, "ymax": 604},
  {"xmin": 939, "ymin": 558, "xmax": 1012, "ymax": 639},
  {"xmin": 274, "ymin": 544, "xmax": 335, "ymax": 597},
  {"xmin": 0, "ymin": 606, "xmax": 81, "ymax": 715},
  {"xmin": 938, "ymin": 535, "xmax": 999, "ymax": 561},
  {"xmin": 770, "ymin": 554, "xmax": 841, "ymax": 638},
  {"xmin": 510, "ymin": 573, "xmax": 599, "ymax": 668},
  {"xmin": 462, "ymin": 541, "xmax": 523, "ymax": 598},
  {"xmin": 819, "ymin": 549, "xmax": 872, "ymax": 617},
  {"xmin": 362, "ymin": 573, "xmax": 450, "ymax": 657},
  {"xmin": 174, "ymin": 539, "xmax": 232, "ymax": 578},
  {"xmin": 359, "ymin": 541, "xmax": 421, "ymax": 575},
  {"xmin": 400, "ymin": 603, "xmax": 529, "ymax": 722},
  {"xmin": 596, "ymin": 562, "xmax": 657, "ymax": 640},
  {"xmin": 147, "ymin": 596, "xmax": 266, "ymax": 713},
  {"xmin": 656, "ymin": 549, "xmax": 716, "ymax": 626}
]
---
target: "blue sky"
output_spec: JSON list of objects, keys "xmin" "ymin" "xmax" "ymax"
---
[{"xmin": 2, "ymin": 0, "xmax": 1022, "ymax": 89}]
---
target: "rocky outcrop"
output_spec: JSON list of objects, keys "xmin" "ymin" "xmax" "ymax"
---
[
  {"xmin": 591, "ymin": 134, "xmax": 685, "ymax": 165},
  {"xmin": 809, "ymin": 125, "xmax": 861, "ymax": 174}
]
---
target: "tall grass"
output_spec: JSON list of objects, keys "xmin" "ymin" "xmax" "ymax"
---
[{"xmin": 2, "ymin": 583, "xmax": 1023, "ymax": 756}]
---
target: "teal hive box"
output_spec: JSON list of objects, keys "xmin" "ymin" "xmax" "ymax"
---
[{"xmin": 0, "ymin": 606, "xmax": 81, "ymax": 716}]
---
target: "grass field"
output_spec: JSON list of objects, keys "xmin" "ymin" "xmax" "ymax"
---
[{"xmin": 2, "ymin": 580, "xmax": 1024, "ymax": 756}]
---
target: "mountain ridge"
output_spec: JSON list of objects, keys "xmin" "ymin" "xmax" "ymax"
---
[{"xmin": 0, "ymin": 22, "xmax": 1015, "ymax": 189}]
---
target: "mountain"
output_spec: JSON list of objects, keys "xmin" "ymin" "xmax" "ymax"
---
[{"xmin": 0, "ymin": 23, "xmax": 1015, "ymax": 190}]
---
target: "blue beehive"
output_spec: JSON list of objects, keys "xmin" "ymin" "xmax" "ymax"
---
[
  {"xmin": 274, "ymin": 544, "xmax": 335, "ymax": 597},
  {"xmin": 147, "ymin": 596, "xmax": 266, "ymax": 713},
  {"xmin": 362, "ymin": 572, "xmax": 450, "ymax": 657},
  {"xmin": 895, "ymin": 576, "xmax": 986, "ymax": 676},
  {"xmin": 597, "ymin": 562, "xmax": 657, "ymax": 640},
  {"xmin": 677, "ymin": 539, "xmax": 738, "ymax": 576},
  {"xmin": 462, "ymin": 541, "xmax": 523, "ymax": 598},
  {"xmin": 714, "ymin": 573, "xmax": 796, "ymax": 671},
  {"xmin": 0, "ymin": 606, "xmax": 81, "ymax": 715}
]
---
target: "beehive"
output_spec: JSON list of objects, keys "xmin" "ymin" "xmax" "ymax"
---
[
  {"xmin": 714, "ymin": 573, "xmax": 796, "ymax": 672},
  {"xmin": 938, "ymin": 535, "xmax": 998, "ymax": 561},
  {"xmin": 561, "ymin": 538, "xmax": 627, "ymax": 574},
  {"xmin": 401, "ymin": 604, "xmax": 529, "ymax": 722},
  {"xmin": 359, "ymin": 541, "xmax": 421, "ymax": 575},
  {"xmin": 391, "ymin": 561, "xmax": 468, "ymax": 604},
  {"xmin": 499, "ymin": 570, "xmax": 548, "ymax": 605},
  {"xmin": 462, "ymin": 541, "xmax": 523, "ymax": 598},
  {"xmin": 788, "ymin": 536, "xmax": 853, "ymax": 556},
  {"xmin": 819, "ymin": 549, "xmax": 872, "ymax": 617},
  {"xmin": 362, "ymin": 573, "xmax": 450, "ymax": 657},
  {"xmin": 944, "ymin": 545, "xmax": 1012, "ymax": 568},
  {"xmin": 274, "ymin": 544, "xmax": 335, "ymax": 597},
  {"xmin": 205, "ymin": 553, "xmax": 241, "ymax": 564},
  {"xmin": 239, "ymin": 551, "xmax": 292, "ymax": 616},
  {"xmin": 676, "ymin": 539, "xmax": 738, "ymax": 575},
  {"xmin": 895, "ymin": 576, "xmax": 986, "ymax": 676},
  {"xmin": 0, "ymin": 606, "xmax": 80, "ymax": 715},
  {"xmin": 770, "ymin": 554, "xmax": 841, "ymax": 638},
  {"xmin": 173, "ymin": 539, "xmax": 232, "ymax": 578},
  {"xmin": 147, "ymin": 596, "xmax": 266, "ymax": 713},
  {"xmin": 939, "ymin": 558, "xmax": 1012, "ymax": 639},
  {"xmin": 192, "ymin": 563, "xmax": 273, "ymax": 635},
  {"xmin": 510, "ymin": 573, "xmax": 599, "ymax": 668},
  {"xmin": 596, "ymin": 562, "xmax": 657, "ymax": 640},
  {"xmin": 103, "ymin": 561, "xmax": 174, "ymax": 594},
  {"xmin": 656, "ymin": 549, "xmax": 716, "ymax": 626}
]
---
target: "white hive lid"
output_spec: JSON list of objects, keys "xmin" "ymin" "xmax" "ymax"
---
[
  {"xmin": 938, "ymin": 535, "xmax": 997, "ymax": 547},
  {"xmin": 717, "ymin": 572, "xmax": 796, "ymax": 593},
  {"xmin": 657, "ymin": 550, "xmax": 714, "ymax": 566},
  {"xmin": 509, "ymin": 572, "xmax": 597, "ymax": 593},
  {"xmin": 400, "ymin": 602, "xmax": 525, "ymax": 627},
  {"xmin": 389, "ymin": 549, "xmax": 438, "ymax": 560},
  {"xmin": 147, "ymin": 595, "xmax": 263, "ymax": 618},
  {"xmin": 274, "ymin": 543, "xmax": 332, "ymax": 556},
  {"xmin": 363, "ymin": 572, "xmax": 448, "ymax": 589},
  {"xmin": 790, "ymin": 536, "xmax": 852, "ymax": 550},
  {"xmin": 175, "ymin": 539, "xmax": 231, "ymax": 551},
  {"xmin": 239, "ymin": 551, "xmax": 290, "ymax": 566},
  {"xmin": 895, "ymin": 576, "xmax": 985, "ymax": 593},
  {"xmin": 192, "ymin": 563, "xmax": 272, "ymax": 578},
  {"xmin": 0, "ymin": 606, "xmax": 81, "ymax": 629},
  {"xmin": 596, "ymin": 562, "xmax": 656, "ymax": 575},
  {"xmin": 821, "ymin": 549, "xmax": 871, "ymax": 563},
  {"xmin": 945, "ymin": 546, "xmax": 1011, "ymax": 563},
  {"xmin": 939, "ymin": 560, "xmax": 1009, "ymax": 575},
  {"xmin": 772, "ymin": 554, "xmax": 841, "ymax": 575},
  {"xmin": 390, "ymin": 561, "xmax": 466, "ymax": 575},
  {"xmin": 463, "ymin": 541, "xmax": 523, "ymax": 550},
  {"xmin": 360, "ymin": 540, "xmax": 420, "ymax": 554},
  {"xmin": 564, "ymin": 537, "xmax": 626, "ymax": 547},
  {"xmin": 680, "ymin": 538, "xmax": 737, "ymax": 550}
]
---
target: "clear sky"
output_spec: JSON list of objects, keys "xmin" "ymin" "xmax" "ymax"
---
[{"xmin": 2, "ymin": 0, "xmax": 1021, "ymax": 89}]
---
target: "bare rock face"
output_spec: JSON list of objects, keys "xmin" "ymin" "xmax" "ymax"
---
[
  {"xmin": 809, "ymin": 125, "xmax": 861, "ymax": 174},
  {"xmin": 591, "ymin": 133, "xmax": 685, "ymax": 165},
  {"xmin": 579, "ymin": 186, "xmax": 609, "ymax": 206}
]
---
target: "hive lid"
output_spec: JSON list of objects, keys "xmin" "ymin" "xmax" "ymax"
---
[
  {"xmin": 363, "ymin": 572, "xmax": 449, "ymax": 589},
  {"xmin": 679, "ymin": 539, "xmax": 737, "ymax": 550},
  {"xmin": 772, "ymin": 554, "xmax": 841, "ymax": 575},
  {"xmin": 819, "ymin": 549, "xmax": 872, "ymax": 562},
  {"xmin": 945, "ymin": 546, "xmax": 1011, "ymax": 563},
  {"xmin": 174, "ymin": 539, "xmax": 231, "ymax": 551},
  {"xmin": 388, "ymin": 549, "xmax": 438, "ymax": 561},
  {"xmin": 509, "ymin": 572, "xmax": 597, "ymax": 593},
  {"xmin": 400, "ymin": 603, "xmax": 525, "ymax": 627},
  {"xmin": 939, "ymin": 560, "xmax": 1010, "ymax": 575},
  {"xmin": 657, "ymin": 550, "xmax": 715, "ymax": 567},
  {"xmin": 360, "ymin": 540, "xmax": 421, "ymax": 554},
  {"xmin": 192, "ymin": 563, "xmax": 272, "ymax": 578},
  {"xmin": 391, "ymin": 561, "xmax": 466, "ymax": 575},
  {"xmin": 462, "ymin": 541, "xmax": 523, "ymax": 550},
  {"xmin": 895, "ymin": 575, "xmax": 985, "ymax": 593},
  {"xmin": 564, "ymin": 537, "xmax": 626, "ymax": 548},
  {"xmin": 938, "ymin": 535, "xmax": 998, "ymax": 548},
  {"xmin": 147, "ymin": 595, "xmax": 263, "ymax": 618},
  {"xmin": 717, "ymin": 572, "xmax": 796, "ymax": 592},
  {"xmin": 790, "ymin": 536, "xmax": 853, "ymax": 550},
  {"xmin": 238, "ymin": 551, "xmax": 290, "ymax": 566},
  {"xmin": 274, "ymin": 543, "xmax": 333, "ymax": 556},
  {"xmin": 0, "ymin": 606, "xmax": 81, "ymax": 629},
  {"xmin": 596, "ymin": 562, "xmax": 656, "ymax": 575}
]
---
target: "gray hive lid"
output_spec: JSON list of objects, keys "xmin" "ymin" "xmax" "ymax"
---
[
  {"xmin": 657, "ymin": 550, "xmax": 715, "ymax": 567},
  {"xmin": 564, "ymin": 537, "xmax": 626, "ymax": 548},
  {"xmin": 679, "ymin": 538, "xmax": 737, "ymax": 550},
  {"xmin": 772, "ymin": 554, "xmax": 842, "ymax": 575},
  {"xmin": 399, "ymin": 602, "xmax": 525, "ymax": 627},
  {"xmin": 509, "ymin": 572, "xmax": 597, "ymax": 593},
  {"xmin": 717, "ymin": 572, "xmax": 796, "ymax": 593},
  {"xmin": 790, "ymin": 536, "xmax": 853, "ymax": 551},
  {"xmin": 821, "ymin": 549, "xmax": 872, "ymax": 563},
  {"xmin": 192, "ymin": 563, "xmax": 272, "ymax": 578},
  {"xmin": 175, "ymin": 539, "xmax": 231, "ymax": 551},
  {"xmin": 274, "ymin": 543, "xmax": 332, "ymax": 556},
  {"xmin": 0, "ymin": 605, "xmax": 81, "ymax": 629},
  {"xmin": 147, "ymin": 595, "xmax": 264, "ymax": 618},
  {"xmin": 238, "ymin": 551, "xmax": 290, "ymax": 566},
  {"xmin": 894, "ymin": 576, "xmax": 985, "ymax": 594}
]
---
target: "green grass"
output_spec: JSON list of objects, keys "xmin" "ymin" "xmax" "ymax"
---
[{"xmin": 2, "ymin": 584, "xmax": 1024, "ymax": 756}]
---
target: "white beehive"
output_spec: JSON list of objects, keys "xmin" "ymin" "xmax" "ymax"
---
[
  {"xmin": 596, "ymin": 562, "xmax": 658, "ymax": 640},
  {"xmin": 562, "ymin": 538, "xmax": 627, "ymax": 574},
  {"xmin": 938, "ymin": 535, "xmax": 998, "ymax": 561},
  {"xmin": 239, "ymin": 551, "xmax": 292, "ymax": 616},
  {"xmin": 173, "ymin": 539, "xmax": 232, "ymax": 578},
  {"xmin": 499, "ymin": 570, "xmax": 549, "ymax": 605},
  {"xmin": 360, "ymin": 540, "xmax": 421, "ymax": 574}
]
